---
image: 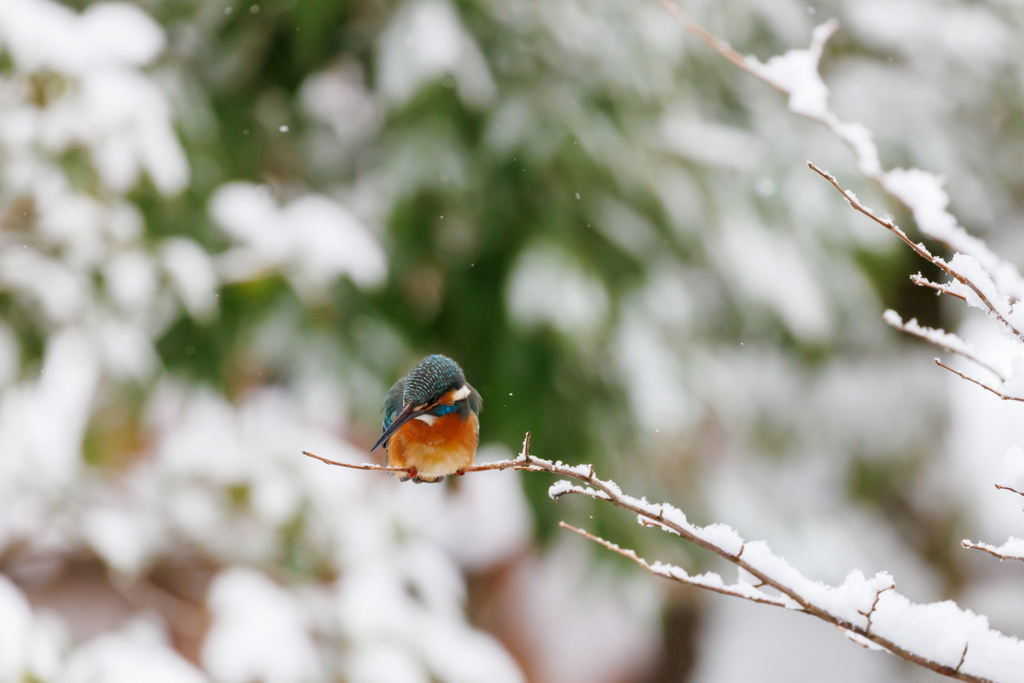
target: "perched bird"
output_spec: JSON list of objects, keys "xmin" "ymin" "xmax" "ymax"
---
[{"xmin": 372, "ymin": 354, "xmax": 482, "ymax": 483}]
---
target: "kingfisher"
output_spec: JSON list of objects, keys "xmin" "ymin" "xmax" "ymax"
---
[{"xmin": 371, "ymin": 354, "xmax": 482, "ymax": 483}]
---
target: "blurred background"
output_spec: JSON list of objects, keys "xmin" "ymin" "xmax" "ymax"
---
[{"xmin": 2, "ymin": 0, "xmax": 1024, "ymax": 681}]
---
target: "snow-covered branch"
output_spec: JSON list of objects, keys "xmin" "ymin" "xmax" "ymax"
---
[
  {"xmin": 961, "ymin": 539, "xmax": 1024, "ymax": 564},
  {"xmin": 305, "ymin": 436, "xmax": 1024, "ymax": 682},
  {"xmin": 883, "ymin": 312, "xmax": 1006, "ymax": 381}
]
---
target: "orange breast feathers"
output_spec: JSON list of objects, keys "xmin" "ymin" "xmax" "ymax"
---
[{"xmin": 388, "ymin": 410, "xmax": 479, "ymax": 478}]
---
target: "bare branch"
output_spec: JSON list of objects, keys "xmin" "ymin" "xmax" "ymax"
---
[
  {"xmin": 934, "ymin": 359, "xmax": 1024, "ymax": 404},
  {"xmin": 652, "ymin": 0, "xmax": 768, "ymax": 83},
  {"xmin": 302, "ymin": 451, "xmax": 409, "ymax": 474},
  {"xmin": 995, "ymin": 484, "xmax": 1024, "ymax": 499}
]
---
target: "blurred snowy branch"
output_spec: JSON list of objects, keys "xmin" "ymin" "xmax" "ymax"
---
[{"xmin": 658, "ymin": 0, "xmax": 1024, "ymax": 301}]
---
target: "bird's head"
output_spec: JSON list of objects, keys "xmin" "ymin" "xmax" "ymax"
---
[
  {"xmin": 371, "ymin": 355, "xmax": 480, "ymax": 451},
  {"xmin": 401, "ymin": 354, "xmax": 467, "ymax": 408}
]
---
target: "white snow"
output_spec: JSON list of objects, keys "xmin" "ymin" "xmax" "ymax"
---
[
  {"xmin": 377, "ymin": 0, "xmax": 496, "ymax": 108},
  {"xmin": 67, "ymin": 619, "xmax": 209, "ymax": 683},
  {"xmin": 964, "ymin": 538, "xmax": 1024, "ymax": 562},
  {"xmin": 203, "ymin": 568, "xmax": 322, "ymax": 683},
  {"xmin": 160, "ymin": 238, "xmax": 220, "ymax": 321},
  {"xmin": 746, "ymin": 21, "xmax": 837, "ymax": 119},
  {"xmin": 507, "ymin": 244, "xmax": 610, "ymax": 338},
  {"xmin": 883, "ymin": 310, "xmax": 987, "ymax": 365},
  {"xmin": 1001, "ymin": 447, "xmax": 1024, "ymax": 491},
  {"xmin": 210, "ymin": 182, "xmax": 388, "ymax": 298}
]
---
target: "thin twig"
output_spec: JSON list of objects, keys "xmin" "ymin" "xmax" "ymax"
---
[
  {"xmin": 961, "ymin": 540, "xmax": 1024, "ymax": 563},
  {"xmin": 304, "ymin": 433, "xmax": 998, "ymax": 683},
  {"xmin": 884, "ymin": 317, "xmax": 1006, "ymax": 381},
  {"xmin": 559, "ymin": 522, "xmax": 794, "ymax": 608},
  {"xmin": 652, "ymin": 0, "xmax": 769, "ymax": 83},
  {"xmin": 809, "ymin": 163, "xmax": 1024, "ymax": 343},
  {"xmin": 857, "ymin": 585, "xmax": 895, "ymax": 636},
  {"xmin": 934, "ymin": 359, "xmax": 1024, "ymax": 404},
  {"xmin": 302, "ymin": 432, "xmax": 538, "ymax": 475},
  {"xmin": 957, "ymin": 644, "xmax": 969, "ymax": 674},
  {"xmin": 910, "ymin": 274, "xmax": 968, "ymax": 302},
  {"xmin": 302, "ymin": 451, "xmax": 407, "ymax": 473},
  {"xmin": 995, "ymin": 484, "xmax": 1024, "ymax": 499}
]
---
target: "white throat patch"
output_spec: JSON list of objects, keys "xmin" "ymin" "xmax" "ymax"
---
[
  {"xmin": 415, "ymin": 414, "xmax": 438, "ymax": 426},
  {"xmin": 452, "ymin": 385, "xmax": 471, "ymax": 401}
]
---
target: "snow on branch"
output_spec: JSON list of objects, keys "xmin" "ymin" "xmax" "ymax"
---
[
  {"xmin": 961, "ymin": 538, "xmax": 1024, "ymax": 564},
  {"xmin": 304, "ymin": 435, "xmax": 1024, "ymax": 683},
  {"xmin": 883, "ymin": 311, "xmax": 1006, "ymax": 381},
  {"xmin": 932, "ymin": 360, "xmax": 1024, "ymax": 405}
]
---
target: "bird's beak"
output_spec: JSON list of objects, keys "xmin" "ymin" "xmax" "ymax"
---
[{"xmin": 370, "ymin": 403, "xmax": 428, "ymax": 452}]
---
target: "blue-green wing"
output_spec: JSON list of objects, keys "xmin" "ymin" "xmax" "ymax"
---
[{"xmin": 381, "ymin": 378, "xmax": 405, "ymax": 438}]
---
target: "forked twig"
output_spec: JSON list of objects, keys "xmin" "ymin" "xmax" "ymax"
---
[
  {"xmin": 910, "ymin": 274, "xmax": 968, "ymax": 301},
  {"xmin": 809, "ymin": 163, "xmax": 1024, "ymax": 343},
  {"xmin": 934, "ymin": 360, "xmax": 1024, "ymax": 404}
]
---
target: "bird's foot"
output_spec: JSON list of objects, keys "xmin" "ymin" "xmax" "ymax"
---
[
  {"xmin": 453, "ymin": 468, "xmax": 466, "ymax": 477},
  {"xmin": 397, "ymin": 467, "xmax": 418, "ymax": 482}
]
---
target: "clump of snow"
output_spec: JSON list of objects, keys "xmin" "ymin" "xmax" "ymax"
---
[
  {"xmin": 210, "ymin": 182, "xmax": 387, "ymax": 299},
  {"xmin": 998, "ymin": 361, "xmax": 1024, "ymax": 400},
  {"xmin": 883, "ymin": 310, "xmax": 993, "ymax": 367},
  {"xmin": 880, "ymin": 154, "xmax": 1024, "ymax": 303},
  {"xmin": 697, "ymin": 523, "xmax": 745, "ymax": 557},
  {"xmin": 66, "ymin": 618, "xmax": 206, "ymax": 683},
  {"xmin": 549, "ymin": 480, "xmax": 583, "ymax": 500},
  {"xmin": 507, "ymin": 244, "xmax": 610, "ymax": 338},
  {"xmin": 83, "ymin": 506, "xmax": 164, "ymax": 576},
  {"xmin": 0, "ymin": 0, "xmax": 165, "ymax": 74},
  {"xmin": 418, "ymin": 446, "xmax": 533, "ymax": 571},
  {"xmin": 159, "ymin": 238, "xmax": 219, "ymax": 321},
  {"xmin": 945, "ymin": 253, "xmax": 1011, "ymax": 321},
  {"xmin": 714, "ymin": 219, "xmax": 832, "ymax": 343},
  {"xmin": 377, "ymin": 0, "xmax": 496, "ymax": 108},
  {"xmin": 1002, "ymin": 447, "xmax": 1024, "ymax": 491},
  {"xmin": 746, "ymin": 21, "xmax": 837, "ymax": 118},
  {"xmin": 964, "ymin": 538, "xmax": 1024, "ymax": 562},
  {"xmin": 203, "ymin": 568, "xmax": 322, "ymax": 683},
  {"xmin": 0, "ymin": 577, "xmax": 51, "ymax": 682}
]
